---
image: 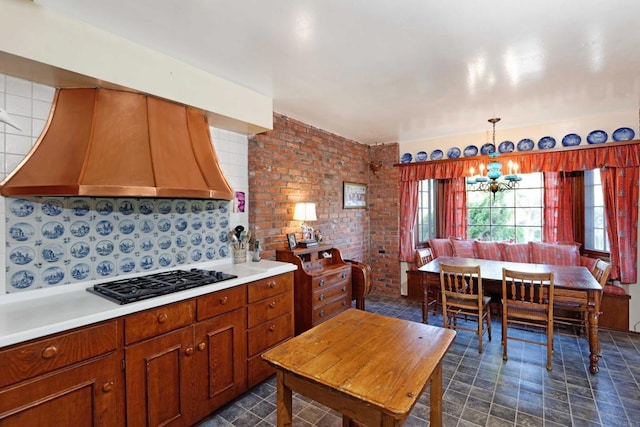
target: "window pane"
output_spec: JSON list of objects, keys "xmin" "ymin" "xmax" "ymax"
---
[{"xmin": 584, "ymin": 169, "xmax": 609, "ymax": 252}]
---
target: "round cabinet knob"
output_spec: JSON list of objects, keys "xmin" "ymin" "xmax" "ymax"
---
[
  {"xmin": 319, "ymin": 310, "xmax": 325, "ymax": 317},
  {"xmin": 102, "ymin": 382, "xmax": 114, "ymax": 393},
  {"xmin": 197, "ymin": 342, "xmax": 206, "ymax": 351},
  {"xmin": 269, "ymin": 301, "xmax": 277, "ymax": 309},
  {"xmin": 268, "ymin": 281, "xmax": 276, "ymax": 289},
  {"xmin": 342, "ymin": 286, "xmax": 347, "ymax": 292},
  {"xmin": 342, "ymin": 301, "xmax": 347, "ymax": 306},
  {"xmin": 157, "ymin": 313, "xmax": 168, "ymax": 324},
  {"xmin": 319, "ymin": 280, "xmax": 325, "ymax": 287},
  {"xmin": 185, "ymin": 347, "xmax": 194, "ymax": 356},
  {"xmin": 342, "ymin": 272, "xmax": 347, "ymax": 279},
  {"xmin": 220, "ymin": 296, "xmax": 228, "ymax": 305},
  {"xmin": 41, "ymin": 345, "xmax": 58, "ymax": 359},
  {"xmin": 319, "ymin": 294, "xmax": 325, "ymax": 301},
  {"xmin": 269, "ymin": 324, "xmax": 276, "ymax": 332}
]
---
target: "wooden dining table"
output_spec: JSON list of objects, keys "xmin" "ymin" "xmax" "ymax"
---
[
  {"xmin": 262, "ymin": 308, "xmax": 456, "ymax": 427},
  {"xmin": 419, "ymin": 256, "xmax": 603, "ymax": 374}
]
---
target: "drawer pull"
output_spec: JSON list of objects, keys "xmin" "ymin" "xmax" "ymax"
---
[
  {"xmin": 269, "ymin": 301, "xmax": 277, "ymax": 308},
  {"xmin": 220, "ymin": 296, "xmax": 228, "ymax": 305},
  {"xmin": 342, "ymin": 301, "xmax": 347, "ymax": 306},
  {"xmin": 319, "ymin": 310, "xmax": 325, "ymax": 317},
  {"xmin": 185, "ymin": 347, "xmax": 194, "ymax": 357},
  {"xmin": 268, "ymin": 281, "xmax": 276, "ymax": 289},
  {"xmin": 319, "ymin": 280, "xmax": 325, "ymax": 287},
  {"xmin": 319, "ymin": 294, "xmax": 324, "ymax": 301},
  {"xmin": 197, "ymin": 342, "xmax": 207, "ymax": 351},
  {"xmin": 102, "ymin": 382, "xmax": 114, "ymax": 393},
  {"xmin": 342, "ymin": 286, "xmax": 347, "ymax": 292},
  {"xmin": 269, "ymin": 324, "xmax": 276, "ymax": 332},
  {"xmin": 41, "ymin": 345, "xmax": 58, "ymax": 359},
  {"xmin": 157, "ymin": 313, "xmax": 168, "ymax": 324},
  {"xmin": 342, "ymin": 272, "xmax": 347, "ymax": 279}
]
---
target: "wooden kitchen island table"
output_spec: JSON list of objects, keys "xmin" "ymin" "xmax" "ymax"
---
[
  {"xmin": 262, "ymin": 308, "xmax": 456, "ymax": 427},
  {"xmin": 419, "ymin": 257, "xmax": 603, "ymax": 374}
]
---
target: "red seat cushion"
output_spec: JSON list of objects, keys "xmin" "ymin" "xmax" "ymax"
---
[
  {"xmin": 603, "ymin": 284, "xmax": 626, "ymax": 295},
  {"xmin": 498, "ymin": 242, "xmax": 531, "ymax": 263},
  {"xmin": 429, "ymin": 238, "xmax": 453, "ymax": 258},
  {"xmin": 529, "ymin": 242, "xmax": 580, "ymax": 266},
  {"xmin": 473, "ymin": 240, "xmax": 504, "ymax": 261},
  {"xmin": 449, "ymin": 238, "xmax": 476, "ymax": 258}
]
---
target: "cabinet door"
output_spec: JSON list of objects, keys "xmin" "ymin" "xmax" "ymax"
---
[
  {"xmin": 125, "ymin": 327, "xmax": 194, "ymax": 427},
  {"xmin": 192, "ymin": 307, "xmax": 247, "ymax": 421},
  {"xmin": 0, "ymin": 355, "xmax": 121, "ymax": 426}
]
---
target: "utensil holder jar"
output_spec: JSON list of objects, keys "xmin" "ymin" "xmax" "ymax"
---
[{"xmin": 233, "ymin": 248, "xmax": 247, "ymax": 264}]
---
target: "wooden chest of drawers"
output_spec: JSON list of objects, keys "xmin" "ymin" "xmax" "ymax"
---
[{"xmin": 276, "ymin": 245, "xmax": 351, "ymax": 335}]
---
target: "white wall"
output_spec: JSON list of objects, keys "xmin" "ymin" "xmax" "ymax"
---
[{"xmin": 0, "ymin": 73, "xmax": 249, "ymax": 295}]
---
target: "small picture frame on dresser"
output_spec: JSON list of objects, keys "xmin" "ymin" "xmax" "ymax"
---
[{"xmin": 286, "ymin": 233, "xmax": 297, "ymax": 250}]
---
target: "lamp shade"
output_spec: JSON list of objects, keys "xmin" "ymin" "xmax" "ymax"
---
[{"xmin": 293, "ymin": 202, "xmax": 317, "ymax": 221}]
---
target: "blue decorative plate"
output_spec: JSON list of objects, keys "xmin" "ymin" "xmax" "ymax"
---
[
  {"xmin": 138, "ymin": 201, "xmax": 154, "ymax": 215},
  {"xmin": 415, "ymin": 151, "xmax": 427, "ymax": 162},
  {"xmin": 158, "ymin": 219, "xmax": 171, "ymax": 232},
  {"xmin": 206, "ymin": 217, "xmax": 216, "ymax": 229},
  {"xmin": 206, "ymin": 248, "xmax": 216, "ymax": 260},
  {"xmin": 140, "ymin": 256, "xmax": 154, "ymax": 270},
  {"xmin": 118, "ymin": 219, "xmax": 135, "ymax": 235},
  {"xmin": 140, "ymin": 238, "xmax": 154, "ymax": 251},
  {"xmin": 118, "ymin": 200, "xmax": 135, "ymax": 215},
  {"xmin": 175, "ymin": 218, "xmax": 188, "ymax": 232},
  {"xmin": 42, "ymin": 267, "xmax": 64, "ymax": 285},
  {"xmin": 401, "ymin": 153, "xmax": 412, "ymax": 163},
  {"xmin": 176, "ymin": 235, "xmax": 188, "ymax": 248},
  {"xmin": 587, "ymin": 130, "xmax": 608, "ymax": 144},
  {"xmin": 139, "ymin": 219, "xmax": 154, "ymax": 233},
  {"xmin": 498, "ymin": 141, "xmax": 515, "ymax": 153},
  {"xmin": 176, "ymin": 251, "xmax": 188, "ymax": 264},
  {"xmin": 191, "ymin": 201, "xmax": 202, "ymax": 214},
  {"xmin": 562, "ymin": 133, "xmax": 581, "ymax": 147},
  {"xmin": 10, "ymin": 199, "xmax": 35, "ymax": 217},
  {"xmin": 538, "ymin": 136, "xmax": 556, "ymax": 150},
  {"xmin": 159, "ymin": 254, "xmax": 172, "ymax": 267},
  {"xmin": 464, "ymin": 145, "xmax": 478, "ymax": 157},
  {"xmin": 612, "ymin": 127, "xmax": 635, "ymax": 141},
  {"xmin": 158, "ymin": 201, "xmax": 172, "ymax": 214},
  {"xmin": 191, "ymin": 249, "xmax": 202, "ymax": 262},
  {"xmin": 447, "ymin": 147, "xmax": 461, "ymax": 159},
  {"xmin": 158, "ymin": 236, "xmax": 172, "ymax": 250},
  {"xmin": 96, "ymin": 220, "xmax": 114, "ymax": 236},
  {"xmin": 119, "ymin": 239, "xmax": 135, "ymax": 254},
  {"xmin": 71, "ymin": 263, "xmax": 90, "ymax": 280},
  {"xmin": 430, "ymin": 149, "xmax": 444, "ymax": 160},
  {"xmin": 96, "ymin": 260, "xmax": 115, "ymax": 276},
  {"xmin": 480, "ymin": 143, "xmax": 495, "ymax": 155},
  {"xmin": 517, "ymin": 138, "xmax": 534, "ymax": 151},
  {"xmin": 191, "ymin": 233, "xmax": 203, "ymax": 245},
  {"xmin": 205, "ymin": 233, "xmax": 215, "ymax": 244}
]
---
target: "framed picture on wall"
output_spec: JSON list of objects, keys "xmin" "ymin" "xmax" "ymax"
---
[
  {"xmin": 286, "ymin": 232, "xmax": 297, "ymax": 250},
  {"xmin": 343, "ymin": 181, "xmax": 367, "ymax": 209}
]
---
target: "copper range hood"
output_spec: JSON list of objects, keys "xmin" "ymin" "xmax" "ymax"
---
[{"xmin": 0, "ymin": 88, "xmax": 234, "ymax": 200}]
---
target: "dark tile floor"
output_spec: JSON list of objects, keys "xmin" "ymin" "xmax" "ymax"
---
[{"xmin": 197, "ymin": 293, "xmax": 640, "ymax": 427}]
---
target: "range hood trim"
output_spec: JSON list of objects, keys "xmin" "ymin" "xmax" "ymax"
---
[{"xmin": 0, "ymin": 88, "xmax": 234, "ymax": 200}]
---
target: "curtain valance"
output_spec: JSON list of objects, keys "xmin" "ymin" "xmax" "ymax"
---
[{"xmin": 398, "ymin": 140, "xmax": 640, "ymax": 181}]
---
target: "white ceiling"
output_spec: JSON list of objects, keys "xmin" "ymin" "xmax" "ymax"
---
[{"xmin": 35, "ymin": 0, "xmax": 640, "ymax": 144}]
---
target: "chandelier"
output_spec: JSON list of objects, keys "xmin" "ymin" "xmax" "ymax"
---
[{"xmin": 466, "ymin": 118, "xmax": 521, "ymax": 194}]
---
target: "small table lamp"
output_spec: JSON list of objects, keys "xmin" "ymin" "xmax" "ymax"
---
[{"xmin": 293, "ymin": 202, "xmax": 317, "ymax": 245}]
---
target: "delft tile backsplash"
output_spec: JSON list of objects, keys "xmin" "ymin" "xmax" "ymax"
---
[{"xmin": 6, "ymin": 196, "xmax": 231, "ymax": 292}]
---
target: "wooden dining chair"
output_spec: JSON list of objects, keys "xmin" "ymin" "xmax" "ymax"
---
[
  {"xmin": 415, "ymin": 248, "xmax": 440, "ymax": 315},
  {"xmin": 440, "ymin": 263, "xmax": 491, "ymax": 353},
  {"xmin": 554, "ymin": 259, "xmax": 611, "ymax": 338},
  {"xmin": 502, "ymin": 268, "xmax": 555, "ymax": 370}
]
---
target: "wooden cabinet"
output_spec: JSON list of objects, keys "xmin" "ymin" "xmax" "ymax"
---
[
  {"xmin": 276, "ymin": 245, "xmax": 351, "ymax": 335},
  {"xmin": 0, "ymin": 320, "xmax": 123, "ymax": 426},
  {"xmin": 246, "ymin": 273, "xmax": 294, "ymax": 388}
]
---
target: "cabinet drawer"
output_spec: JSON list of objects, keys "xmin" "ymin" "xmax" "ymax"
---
[
  {"xmin": 247, "ymin": 314, "xmax": 293, "ymax": 357},
  {"xmin": 125, "ymin": 300, "xmax": 194, "ymax": 345},
  {"xmin": 313, "ymin": 282, "xmax": 350, "ymax": 306},
  {"xmin": 197, "ymin": 285, "xmax": 246, "ymax": 321},
  {"xmin": 247, "ymin": 273, "xmax": 293, "ymax": 303},
  {"xmin": 312, "ymin": 267, "xmax": 350, "ymax": 290},
  {"xmin": 0, "ymin": 320, "xmax": 119, "ymax": 388},
  {"xmin": 247, "ymin": 292, "xmax": 293, "ymax": 329},
  {"xmin": 312, "ymin": 297, "xmax": 350, "ymax": 326}
]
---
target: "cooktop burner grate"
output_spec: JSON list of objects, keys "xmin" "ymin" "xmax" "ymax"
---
[{"xmin": 87, "ymin": 269, "xmax": 238, "ymax": 304}]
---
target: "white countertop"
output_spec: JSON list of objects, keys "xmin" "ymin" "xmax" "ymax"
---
[{"xmin": 0, "ymin": 259, "xmax": 297, "ymax": 348}]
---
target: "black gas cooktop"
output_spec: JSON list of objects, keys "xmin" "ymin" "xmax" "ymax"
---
[{"xmin": 87, "ymin": 269, "xmax": 237, "ymax": 304}]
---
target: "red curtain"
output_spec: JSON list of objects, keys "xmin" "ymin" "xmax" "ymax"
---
[
  {"xmin": 602, "ymin": 167, "xmax": 638, "ymax": 283},
  {"xmin": 543, "ymin": 172, "xmax": 575, "ymax": 243},
  {"xmin": 399, "ymin": 180, "xmax": 419, "ymax": 262},
  {"xmin": 442, "ymin": 178, "xmax": 467, "ymax": 239}
]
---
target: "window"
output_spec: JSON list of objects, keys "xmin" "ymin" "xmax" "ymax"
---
[
  {"xmin": 416, "ymin": 179, "xmax": 436, "ymax": 243},
  {"xmin": 584, "ymin": 169, "xmax": 609, "ymax": 252},
  {"xmin": 467, "ymin": 172, "xmax": 544, "ymax": 242}
]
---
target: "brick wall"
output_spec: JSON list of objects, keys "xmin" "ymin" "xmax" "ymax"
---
[
  {"xmin": 248, "ymin": 113, "xmax": 402, "ymax": 296},
  {"xmin": 369, "ymin": 143, "xmax": 401, "ymax": 296}
]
